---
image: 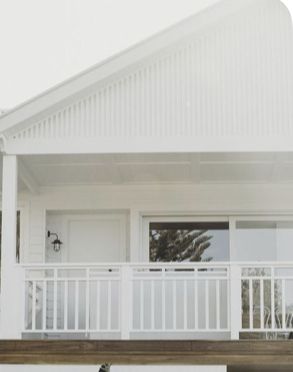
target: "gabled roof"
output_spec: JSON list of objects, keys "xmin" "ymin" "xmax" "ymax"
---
[
  {"xmin": 0, "ymin": 0, "xmax": 292, "ymax": 155},
  {"xmin": 0, "ymin": 0, "xmax": 276, "ymax": 134}
]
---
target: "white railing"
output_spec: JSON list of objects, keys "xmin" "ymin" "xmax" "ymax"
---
[
  {"xmin": 24, "ymin": 264, "xmax": 121, "ymax": 334},
  {"xmin": 130, "ymin": 263, "xmax": 229, "ymax": 334},
  {"xmin": 21, "ymin": 262, "xmax": 293, "ymax": 339},
  {"xmin": 22, "ymin": 262, "xmax": 230, "ymax": 338},
  {"xmin": 241, "ymin": 263, "xmax": 293, "ymax": 335}
]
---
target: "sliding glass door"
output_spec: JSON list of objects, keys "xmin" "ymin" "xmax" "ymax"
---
[{"xmin": 232, "ymin": 218, "xmax": 293, "ymax": 261}]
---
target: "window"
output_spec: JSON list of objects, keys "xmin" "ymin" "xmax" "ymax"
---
[
  {"xmin": 146, "ymin": 219, "xmax": 229, "ymax": 262},
  {"xmin": 234, "ymin": 220, "xmax": 293, "ymax": 261}
]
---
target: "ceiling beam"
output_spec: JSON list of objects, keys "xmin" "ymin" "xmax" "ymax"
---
[
  {"xmin": 270, "ymin": 153, "xmax": 286, "ymax": 183},
  {"xmin": 190, "ymin": 154, "xmax": 201, "ymax": 183},
  {"xmin": 103, "ymin": 155, "xmax": 122, "ymax": 184},
  {"xmin": 18, "ymin": 159, "xmax": 40, "ymax": 194}
]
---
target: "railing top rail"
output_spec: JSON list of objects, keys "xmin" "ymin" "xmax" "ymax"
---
[{"xmin": 19, "ymin": 261, "xmax": 293, "ymax": 269}]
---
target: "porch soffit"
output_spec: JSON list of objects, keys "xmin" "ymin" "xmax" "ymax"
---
[
  {"xmin": 4, "ymin": 152, "xmax": 293, "ymax": 191},
  {"xmin": 0, "ymin": 0, "xmax": 292, "ymax": 154}
]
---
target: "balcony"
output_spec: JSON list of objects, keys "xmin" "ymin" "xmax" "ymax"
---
[{"xmin": 21, "ymin": 262, "xmax": 293, "ymax": 340}]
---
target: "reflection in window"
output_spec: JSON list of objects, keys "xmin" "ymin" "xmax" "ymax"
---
[
  {"xmin": 235, "ymin": 221, "xmax": 293, "ymax": 261},
  {"xmin": 149, "ymin": 221, "xmax": 229, "ymax": 262}
]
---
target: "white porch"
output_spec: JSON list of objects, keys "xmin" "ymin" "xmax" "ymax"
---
[
  {"xmin": 3, "ymin": 152, "xmax": 293, "ymax": 340},
  {"xmin": 0, "ymin": 0, "xmax": 292, "ymax": 343}
]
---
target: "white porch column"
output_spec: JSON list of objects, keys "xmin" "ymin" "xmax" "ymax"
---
[
  {"xmin": 0, "ymin": 155, "xmax": 22, "ymax": 339},
  {"xmin": 229, "ymin": 264, "xmax": 242, "ymax": 340}
]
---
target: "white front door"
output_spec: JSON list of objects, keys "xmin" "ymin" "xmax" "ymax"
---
[
  {"xmin": 66, "ymin": 214, "xmax": 127, "ymax": 263},
  {"xmin": 46, "ymin": 212, "xmax": 127, "ymax": 332}
]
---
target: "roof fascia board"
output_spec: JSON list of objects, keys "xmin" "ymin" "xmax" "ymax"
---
[
  {"xmin": 0, "ymin": 0, "xmax": 258, "ymax": 134},
  {"xmin": 5, "ymin": 136, "xmax": 293, "ymax": 155}
]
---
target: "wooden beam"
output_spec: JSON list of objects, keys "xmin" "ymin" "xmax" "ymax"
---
[
  {"xmin": 228, "ymin": 367, "xmax": 293, "ymax": 372},
  {"xmin": 18, "ymin": 158, "xmax": 39, "ymax": 194},
  {"xmin": 1, "ymin": 340, "xmax": 293, "ymax": 365}
]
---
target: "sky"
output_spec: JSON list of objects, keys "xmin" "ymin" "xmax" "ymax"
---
[{"xmin": 0, "ymin": 0, "xmax": 292, "ymax": 110}]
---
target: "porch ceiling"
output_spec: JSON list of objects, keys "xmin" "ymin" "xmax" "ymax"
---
[{"xmin": 6, "ymin": 152, "xmax": 293, "ymax": 190}]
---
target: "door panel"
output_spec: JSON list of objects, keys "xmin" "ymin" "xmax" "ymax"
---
[
  {"xmin": 45, "ymin": 212, "xmax": 127, "ymax": 333},
  {"xmin": 67, "ymin": 216, "xmax": 126, "ymax": 263}
]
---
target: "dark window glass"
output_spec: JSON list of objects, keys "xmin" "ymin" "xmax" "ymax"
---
[{"xmin": 149, "ymin": 221, "xmax": 229, "ymax": 262}]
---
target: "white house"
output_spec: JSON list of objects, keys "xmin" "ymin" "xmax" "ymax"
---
[{"xmin": 0, "ymin": 0, "xmax": 293, "ymax": 370}]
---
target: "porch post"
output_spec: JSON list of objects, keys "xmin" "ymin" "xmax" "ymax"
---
[
  {"xmin": 120, "ymin": 265, "xmax": 131, "ymax": 339},
  {"xmin": 229, "ymin": 263, "xmax": 242, "ymax": 340},
  {"xmin": 0, "ymin": 155, "xmax": 22, "ymax": 339}
]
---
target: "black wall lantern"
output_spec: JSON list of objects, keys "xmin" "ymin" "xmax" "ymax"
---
[
  {"xmin": 99, "ymin": 364, "xmax": 111, "ymax": 372},
  {"xmin": 47, "ymin": 231, "xmax": 63, "ymax": 252}
]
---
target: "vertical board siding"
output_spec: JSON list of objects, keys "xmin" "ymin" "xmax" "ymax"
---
[{"xmin": 10, "ymin": 0, "xmax": 293, "ymax": 141}]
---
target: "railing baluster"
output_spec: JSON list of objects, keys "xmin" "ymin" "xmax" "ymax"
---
[
  {"xmin": 173, "ymin": 279, "xmax": 176, "ymax": 330},
  {"xmin": 107, "ymin": 280, "xmax": 112, "ymax": 331},
  {"xmin": 85, "ymin": 269, "xmax": 90, "ymax": 332},
  {"xmin": 42, "ymin": 280, "xmax": 47, "ymax": 331},
  {"xmin": 31, "ymin": 281, "xmax": 36, "ymax": 331},
  {"xmin": 64, "ymin": 280, "xmax": 68, "ymax": 331},
  {"xmin": 282, "ymin": 279, "xmax": 286, "ymax": 330},
  {"xmin": 53, "ymin": 269, "xmax": 57, "ymax": 331},
  {"xmin": 151, "ymin": 280, "xmax": 155, "ymax": 331},
  {"xmin": 271, "ymin": 268, "xmax": 275, "ymax": 330},
  {"xmin": 194, "ymin": 270, "xmax": 198, "ymax": 330},
  {"xmin": 74, "ymin": 280, "xmax": 79, "ymax": 331},
  {"xmin": 216, "ymin": 279, "xmax": 220, "ymax": 330},
  {"xmin": 260, "ymin": 279, "xmax": 264, "ymax": 329},
  {"xmin": 24, "ymin": 281, "xmax": 28, "ymax": 331},
  {"xmin": 96, "ymin": 280, "xmax": 100, "ymax": 331},
  {"xmin": 205, "ymin": 280, "xmax": 209, "ymax": 330},
  {"xmin": 183, "ymin": 280, "xmax": 187, "ymax": 330},
  {"xmin": 249, "ymin": 278, "xmax": 253, "ymax": 330},
  {"xmin": 162, "ymin": 273, "xmax": 166, "ymax": 331},
  {"xmin": 140, "ymin": 280, "xmax": 144, "ymax": 331}
]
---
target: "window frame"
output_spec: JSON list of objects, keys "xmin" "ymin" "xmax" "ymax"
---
[{"xmin": 142, "ymin": 215, "xmax": 230, "ymax": 262}]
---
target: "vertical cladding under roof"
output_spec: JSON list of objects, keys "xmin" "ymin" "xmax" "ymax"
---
[{"xmin": 10, "ymin": 0, "xmax": 293, "ymax": 140}]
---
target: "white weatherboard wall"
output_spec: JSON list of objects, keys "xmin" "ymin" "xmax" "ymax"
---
[
  {"xmin": 0, "ymin": 366, "xmax": 226, "ymax": 372},
  {"xmin": 20, "ymin": 183, "xmax": 293, "ymax": 263}
]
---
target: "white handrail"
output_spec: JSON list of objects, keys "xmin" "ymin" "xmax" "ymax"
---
[{"xmin": 19, "ymin": 261, "xmax": 293, "ymax": 268}]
